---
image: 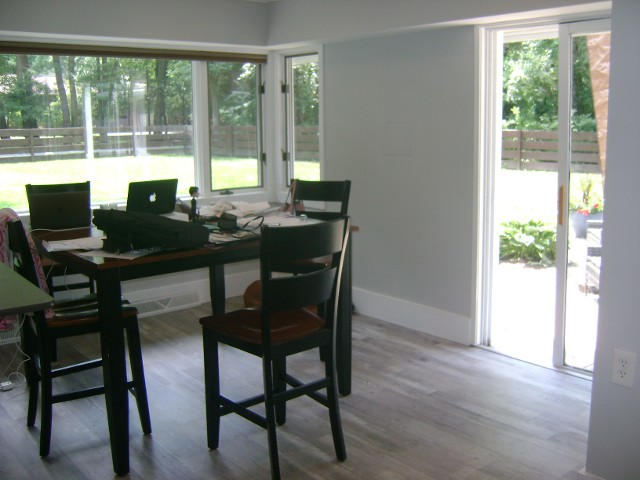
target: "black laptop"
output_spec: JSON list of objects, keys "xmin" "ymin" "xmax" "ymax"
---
[
  {"xmin": 27, "ymin": 188, "xmax": 92, "ymax": 230},
  {"xmin": 126, "ymin": 178, "xmax": 178, "ymax": 215}
]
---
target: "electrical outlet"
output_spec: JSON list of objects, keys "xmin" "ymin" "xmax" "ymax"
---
[{"xmin": 611, "ymin": 349, "xmax": 636, "ymax": 388}]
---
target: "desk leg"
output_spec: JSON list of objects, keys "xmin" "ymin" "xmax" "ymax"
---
[
  {"xmin": 337, "ymin": 235, "xmax": 352, "ymax": 396},
  {"xmin": 209, "ymin": 264, "xmax": 226, "ymax": 314},
  {"xmin": 97, "ymin": 271, "xmax": 130, "ymax": 476}
]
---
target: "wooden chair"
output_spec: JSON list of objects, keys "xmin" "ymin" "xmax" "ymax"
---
[
  {"xmin": 6, "ymin": 218, "xmax": 151, "ymax": 458},
  {"xmin": 25, "ymin": 181, "xmax": 94, "ymax": 295},
  {"xmin": 200, "ymin": 216, "xmax": 350, "ymax": 480},
  {"xmin": 242, "ymin": 179, "xmax": 351, "ymax": 308}
]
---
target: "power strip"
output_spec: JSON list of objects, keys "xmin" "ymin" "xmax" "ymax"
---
[{"xmin": 0, "ymin": 381, "xmax": 15, "ymax": 391}]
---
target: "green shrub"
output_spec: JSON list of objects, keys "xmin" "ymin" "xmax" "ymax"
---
[{"xmin": 499, "ymin": 219, "xmax": 556, "ymax": 266}]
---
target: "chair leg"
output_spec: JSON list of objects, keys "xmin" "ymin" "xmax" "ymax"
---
[
  {"xmin": 50, "ymin": 338, "xmax": 58, "ymax": 362},
  {"xmin": 272, "ymin": 358, "xmax": 286, "ymax": 425},
  {"xmin": 21, "ymin": 315, "xmax": 55, "ymax": 456},
  {"xmin": 202, "ymin": 328, "xmax": 221, "ymax": 449},
  {"xmin": 263, "ymin": 356, "xmax": 281, "ymax": 480},
  {"xmin": 318, "ymin": 302, "xmax": 328, "ymax": 362},
  {"xmin": 36, "ymin": 332, "xmax": 55, "ymax": 457},
  {"xmin": 125, "ymin": 323, "xmax": 152, "ymax": 435},
  {"xmin": 39, "ymin": 371, "xmax": 54, "ymax": 457},
  {"xmin": 21, "ymin": 321, "xmax": 39, "ymax": 427},
  {"xmin": 325, "ymin": 349, "xmax": 346, "ymax": 461},
  {"xmin": 26, "ymin": 375, "xmax": 39, "ymax": 428}
]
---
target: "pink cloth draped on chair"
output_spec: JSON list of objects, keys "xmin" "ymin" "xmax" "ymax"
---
[{"xmin": 0, "ymin": 208, "xmax": 52, "ymax": 330}]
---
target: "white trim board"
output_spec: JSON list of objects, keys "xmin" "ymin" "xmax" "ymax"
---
[
  {"xmin": 353, "ymin": 288, "xmax": 472, "ymax": 345},
  {"xmin": 106, "ymin": 268, "xmax": 472, "ymax": 346}
]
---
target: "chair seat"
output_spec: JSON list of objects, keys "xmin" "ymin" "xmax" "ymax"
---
[
  {"xmin": 49, "ymin": 294, "xmax": 137, "ymax": 328},
  {"xmin": 200, "ymin": 308, "xmax": 325, "ymax": 345}
]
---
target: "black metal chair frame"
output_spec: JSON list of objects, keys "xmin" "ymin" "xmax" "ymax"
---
[
  {"xmin": 290, "ymin": 179, "xmax": 351, "ymax": 220},
  {"xmin": 200, "ymin": 216, "xmax": 350, "ymax": 480},
  {"xmin": 7, "ymin": 219, "xmax": 151, "ymax": 458},
  {"xmin": 243, "ymin": 179, "xmax": 351, "ymax": 309}
]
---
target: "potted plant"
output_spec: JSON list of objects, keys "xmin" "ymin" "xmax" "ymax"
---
[{"xmin": 569, "ymin": 176, "xmax": 604, "ymax": 238}]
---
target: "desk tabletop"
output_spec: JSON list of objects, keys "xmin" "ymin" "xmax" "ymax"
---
[
  {"xmin": 0, "ymin": 262, "xmax": 53, "ymax": 316},
  {"xmin": 31, "ymin": 213, "xmax": 355, "ymax": 277},
  {"xmin": 32, "ymin": 227, "xmax": 261, "ymax": 281}
]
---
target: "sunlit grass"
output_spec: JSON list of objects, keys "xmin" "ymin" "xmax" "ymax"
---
[{"xmin": 0, "ymin": 155, "xmax": 319, "ymax": 211}]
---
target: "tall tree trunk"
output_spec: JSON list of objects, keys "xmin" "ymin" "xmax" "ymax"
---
[
  {"xmin": 53, "ymin": 56, "xmax": 71, "ymax": 127},
  {"xmin": 15, "ymin": 55, "xmax": 38, "ymax": 128},
  {"xmin": 68, "ymin": 57, "xmax": 80, "ymax": 127},
  {"xmin": 154, "ymin": 60, "xmax": 169, "ymax": 126},
  {"xmin": 0, "ymin": 103, "xmax": 7, "ymax": 130}
]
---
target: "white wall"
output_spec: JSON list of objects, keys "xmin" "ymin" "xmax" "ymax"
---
[
  {"xmin": 0, "ymin": 0, "xmax": 268, "ymax": 49},
  {"xmin": 267, "ymin": 0, "xmax": 609, "ymax": 47},
  {"xmin": 583, "ymin": 0, "xmax": 640, "ymax": 478},
  {"xmin": 322, "ymin": 27, "xmax": 476, "ymax": 343}
]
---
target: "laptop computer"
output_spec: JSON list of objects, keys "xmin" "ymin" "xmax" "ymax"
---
[
  {"xmin": 27, "ymin": 190, "xmax": 92, "ymax": 230},
  {"xmin": 126, "ymin": 178, "xmax": 178, "ymax": 215}
]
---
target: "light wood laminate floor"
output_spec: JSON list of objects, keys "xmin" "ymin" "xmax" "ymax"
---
[{"xmin": 0, "ymin": 299, "xmax": 592, "ymax": 479}]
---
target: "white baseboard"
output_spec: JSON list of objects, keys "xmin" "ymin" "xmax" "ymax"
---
[
  {"xmin": 576, "ymin": 468, "xmax": 605, "ymax": 480},
  {"xmin": 92, "ymin": 268, "xmax": 471, "ymax": 345},
  {"xmin": 352, "ymin": 287, "xmax": 472, "ymax": 345}
]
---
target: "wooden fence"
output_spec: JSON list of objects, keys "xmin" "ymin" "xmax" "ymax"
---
[
  {"xmin": 0, "ymin": 127, "xmax": 598, "ymax": 170},
  {"xmin": 502, "ymin": 130, "xmax": 601, "ymax": 173},
  {"xmin": 0, "ymin": 125, "xmax": 320, "ymax": 163},
  {"xmin": 0, "ymin": 126, "xmax": 194, "ymax": 161}
]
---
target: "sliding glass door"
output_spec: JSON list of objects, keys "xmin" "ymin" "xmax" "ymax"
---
[
  {"xmin": 480, "ymin": 18, "xmax": 610, "ymax": 372},
  {"xmin": 557, "ymin": 20, "xmax": 610, "ymax": 370}
]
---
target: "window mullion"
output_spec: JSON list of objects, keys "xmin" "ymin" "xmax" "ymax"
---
[{"xmin": 192, "ymin": 61, "xmax": 211, "ymax": 194}]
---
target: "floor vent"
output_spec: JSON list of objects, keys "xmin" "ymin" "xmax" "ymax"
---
[{"xmin": 133, "ymin": 292, "xmax": 201, "ymax": 317}]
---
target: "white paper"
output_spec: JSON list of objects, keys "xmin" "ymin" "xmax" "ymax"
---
[
  {"xmin": 42, "ymin": 236, "xmax": 105, "ymax": 252},
  {"xmin": 227, "ymin": 201, "xmax": 272, "ymax": 217},
  {"xmin": 76, "ymin": 247, "xmax": 162, "ymax": 260}
]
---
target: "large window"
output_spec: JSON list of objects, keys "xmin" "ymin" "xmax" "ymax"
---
[
  {"xmin": 283, "ymin": 54, "xmax": 320, "ymax": 183},
  {"xmin": 0, "ymin": 49, "xmax": 265, "ymax": 211},
  {"xmin": 209, "ymin": 62, "xmax": 263, "ymax": 191}
]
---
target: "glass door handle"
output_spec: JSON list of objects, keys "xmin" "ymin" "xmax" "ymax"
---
[{"xmin": 558, "ymin": 185, "xmax": 565, "ymax": 226}]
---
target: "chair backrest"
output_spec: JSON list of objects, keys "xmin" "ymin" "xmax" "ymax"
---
[
  {"xmin": 26, "ymin": 181, "xmax": 91, "ymax": 230},
  {"xmin": 291, "ymin": 180, "xmax": 351, "ymax": 220},
  {"xmin": 7, "ymin": 219, "xmax": 46, "ymax": 291},
  {"xmin": 259, "ymin": 217, "xmax": 350, "ymax": 337}
]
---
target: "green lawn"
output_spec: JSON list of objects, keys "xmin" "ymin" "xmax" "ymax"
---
[
  {"xmin": 1, "ymin": 155, "xmax": 600, "ymax": 222},
  {"xmin": 0, "ymin": 155, "xmax": 319, "ymax": 211},
  {"xmin": 496, "ymin": 169, "xmax": 604, "ymax": 225}
]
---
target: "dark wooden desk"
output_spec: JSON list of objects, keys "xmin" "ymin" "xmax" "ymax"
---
[
  {"xmin": 0, "ymin": 262, "xmax": 53, "ymax": 316},
  {"xmin": 34, "ymin": 225, "xmax": 352, "ymax": 476}
]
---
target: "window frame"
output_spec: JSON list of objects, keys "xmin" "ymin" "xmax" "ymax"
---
[
  {"xmin": 282, "ymin": 51, "xmax": 322, "ymax": 187},
  {"xmin": 0, "ymin": 40, "xmax": 270, "ymax": 210},
  {"xmin": 0, "ymin": 37, "xmax": 326, "ymax": 210}
]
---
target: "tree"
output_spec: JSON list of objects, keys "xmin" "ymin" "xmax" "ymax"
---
[
  {"xmin": 154, "ymin": 60, "xmax": 169, "ymax": 126},
  {"xmin": 293, "ymin": 62, "xmax": 319, "ymax": 126},
  {"xmin": 14, "ymin": 55, "xmax": 40, "ymax": 128},
  {"xmin": 503, "ymin": 39, "xmax": 558, "ymax": 130},
  {"xmin": 53, "ymin": 56, "xmax": 71, "ymax": 127},
  {"xmin": 502, "ymin": 37, "xmax": 595, "ymax": 131},
  {"xmin": 67, "ymin": 57, "xmax": 80, "ymax": 127}
]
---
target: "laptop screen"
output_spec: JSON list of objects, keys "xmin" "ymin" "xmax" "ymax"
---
[
  {"xmin": 126, "ymin": 179, "xmax": 178, "ymax": 215},
  {"xmin": 28, "ymin": 190, "xmax": 92, "ymax": 230}
]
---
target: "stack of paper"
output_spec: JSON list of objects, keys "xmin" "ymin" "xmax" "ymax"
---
[
  {"xmin": 42, "ymin": 237, "xmax": 104, "ymax": 252},
  {"xmin": 227, "ymin": 201, "xmax": 272, "ymax": 217}
]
